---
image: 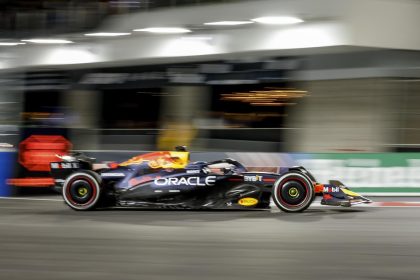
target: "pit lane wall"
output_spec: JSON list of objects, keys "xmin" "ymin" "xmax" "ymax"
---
[{"xmin": 2, "ymin": 151, "xmax": 420, "ymax": 196}]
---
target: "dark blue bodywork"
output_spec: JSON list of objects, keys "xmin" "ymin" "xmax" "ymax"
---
[
  {"xmin": 96, "ymin": 159, "xmax": 278, "ymax": 209},
  {"xmin": 51, "ymin": 151, "xmax": 372, "ymax": 211}
]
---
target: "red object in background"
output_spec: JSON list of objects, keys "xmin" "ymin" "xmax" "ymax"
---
[
  {"xmin": 19, "ymin": 135, "xmax": 72, "ymax": 172},
  {"xmin": 7, "ymin": 135, "xmax": 72, "ymax": 187},
  {"xmin": 7, "ymin": 178, "xmax": 55, "ymax": 187}
]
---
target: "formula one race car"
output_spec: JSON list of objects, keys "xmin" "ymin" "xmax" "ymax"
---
[{"xmin": 50, "ymin": 146, "xmax": 372, "ymax": 212}]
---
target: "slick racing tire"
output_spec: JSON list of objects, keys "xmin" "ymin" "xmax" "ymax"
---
[
  {"xmin": 272, "ymin": 172, "xmax": 315, "ymax": 213},
  {"xmin": 62, "ymin": 171, "xmax": 102, "ymax": 211}
]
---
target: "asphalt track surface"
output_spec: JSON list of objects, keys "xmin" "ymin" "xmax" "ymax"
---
[{"xmin": 1, "ymin": 198, "xmax": 420, "ymax": 280}]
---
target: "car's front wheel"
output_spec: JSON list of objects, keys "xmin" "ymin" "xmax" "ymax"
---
[
  {"xmin": 272, "ymin": 172, "xmax": 315, "ymax": 213},
  {"xmin": 62, "ymin": 171, "xmax": 102, "ymax": 211}
]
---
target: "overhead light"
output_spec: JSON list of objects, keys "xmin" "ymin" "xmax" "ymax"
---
[
  {"xmin": 0, "ymin": 42, "xmax": 26, "ymax": 46},
  {"xmin": 204, "ymin": 21, "xmax": 253, "ymax": 26},
  {"xmin": 133, "ymin": 27, "xmax": 191, "ymax": 34},
  {"xmin": 84, "ymin": 32, "xmax": 131, "ymax": 37},
  {"xmin": 21, "ymin": 39, "xmax": 73, "ymax": 44},
  {"xmin": 252, "ymin": 16, "xmax": 304, "ymax": 25}
]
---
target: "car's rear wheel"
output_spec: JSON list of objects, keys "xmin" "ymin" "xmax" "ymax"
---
[
  {"xmin": 62, "ymin": 171, "xmax": 102, "ymax": 211},
  {"xmin": 272, "ymin": 172, "xmax": 315, "ymax": 213}
]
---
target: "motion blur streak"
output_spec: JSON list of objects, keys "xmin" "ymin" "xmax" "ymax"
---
[{"xmin": 0, "ymin": 199, "xmax": 420, "ymax": 280}]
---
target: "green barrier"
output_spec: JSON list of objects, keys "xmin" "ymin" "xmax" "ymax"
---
[{"xmin": 295, "ymin": 153, "xmax": 420, "ymax": 195}]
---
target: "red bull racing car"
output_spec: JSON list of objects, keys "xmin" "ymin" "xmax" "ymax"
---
[{"xmin": 50, "ymin": 146, "xmax": 371, "ymax": 212}]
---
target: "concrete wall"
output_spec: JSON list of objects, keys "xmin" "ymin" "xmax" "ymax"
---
[
  {"xmin": 285, "ymin": 78, "xmax": 400, "ymax": 152},
  {"xmin": 395, "ymin": 80, "xmax": 420, "ymax": 147}
]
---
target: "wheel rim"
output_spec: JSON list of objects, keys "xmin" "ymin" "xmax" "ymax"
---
[
  {"xmin": 288, "ymin": 187, "xmax": 299, "ymax": 198},
  {"xmin": 278, "ymin": 179, "xmax": 308, "ymax": 206},
  {"xmin": 64, "ymin": 175, "xmax": 98, "ymax": 208},
  {"xmin": 68, "ymin": 179, "xmax": 94, "ymax": 204},
  {"xmin": 78, "ymin": 187, "xmax": 88, "ymax": 196}
]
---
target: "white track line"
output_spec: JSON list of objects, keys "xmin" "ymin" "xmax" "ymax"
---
[
  {"xmin": 2, "ymin": 196, "xmax": 420, "ymax": 208},
  {"xmin": 0, "ymin": 196, "xmax": 63, "ymax": 202},
  {"xmin": 310, "ymin": 201, "xmax": 420, "ymax": 207},
  {"xmin": 360, "ymin": 193, "xmax": 420, "ymax": 197}
]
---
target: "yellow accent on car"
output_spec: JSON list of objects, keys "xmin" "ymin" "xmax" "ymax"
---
[
  {"xmin": 341, "ymin": 188, "xmax": 362, "ymax": 197},
  {"xmin": 78, "ymin": 188, "xmax": 87, "ymax": 196},
  {"xmin": 288, "ymin": 187, "xmax": 299, "ymax": 197},
  {"xmin": 168, "ymin": 151, "xmax": 189, "ymax": 168},
  {"xmin": 238, "ymin": 197, "xmax": 259, "ymax": 207}
]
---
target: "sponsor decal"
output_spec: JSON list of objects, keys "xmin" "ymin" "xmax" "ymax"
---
[
  {"xmin": 323, "ymin": 186, "xmax": 340, "ymax": 193},
  {"xmin": 154, "ymin": 176, "xmax": 216, "ymax": 186},
  {"xmin": 238, "ymin": 197, "xmax": 259, "ymax": 207},
  {"xmin": 244, "ymin": 175, "xmax": 263, "ymax": 182},
  {"xmin": 186, "ymin": 169, "xmax": 201, "ymax": 174},
  {"xmin": 50, "ymin": 162, "xmax": 79, "ymax": 169}
]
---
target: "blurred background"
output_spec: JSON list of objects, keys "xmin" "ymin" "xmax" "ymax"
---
[
  {"xmin": 3, "ymin": 2, "xmax": 420, "ymax": 280},
  {"xmin": 2, "ymin": 0, "xmax": 420, "ymax": 153},
  {"xmin": 2, "ymin": 0, "xmax": 420, "ymax": 194}
]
